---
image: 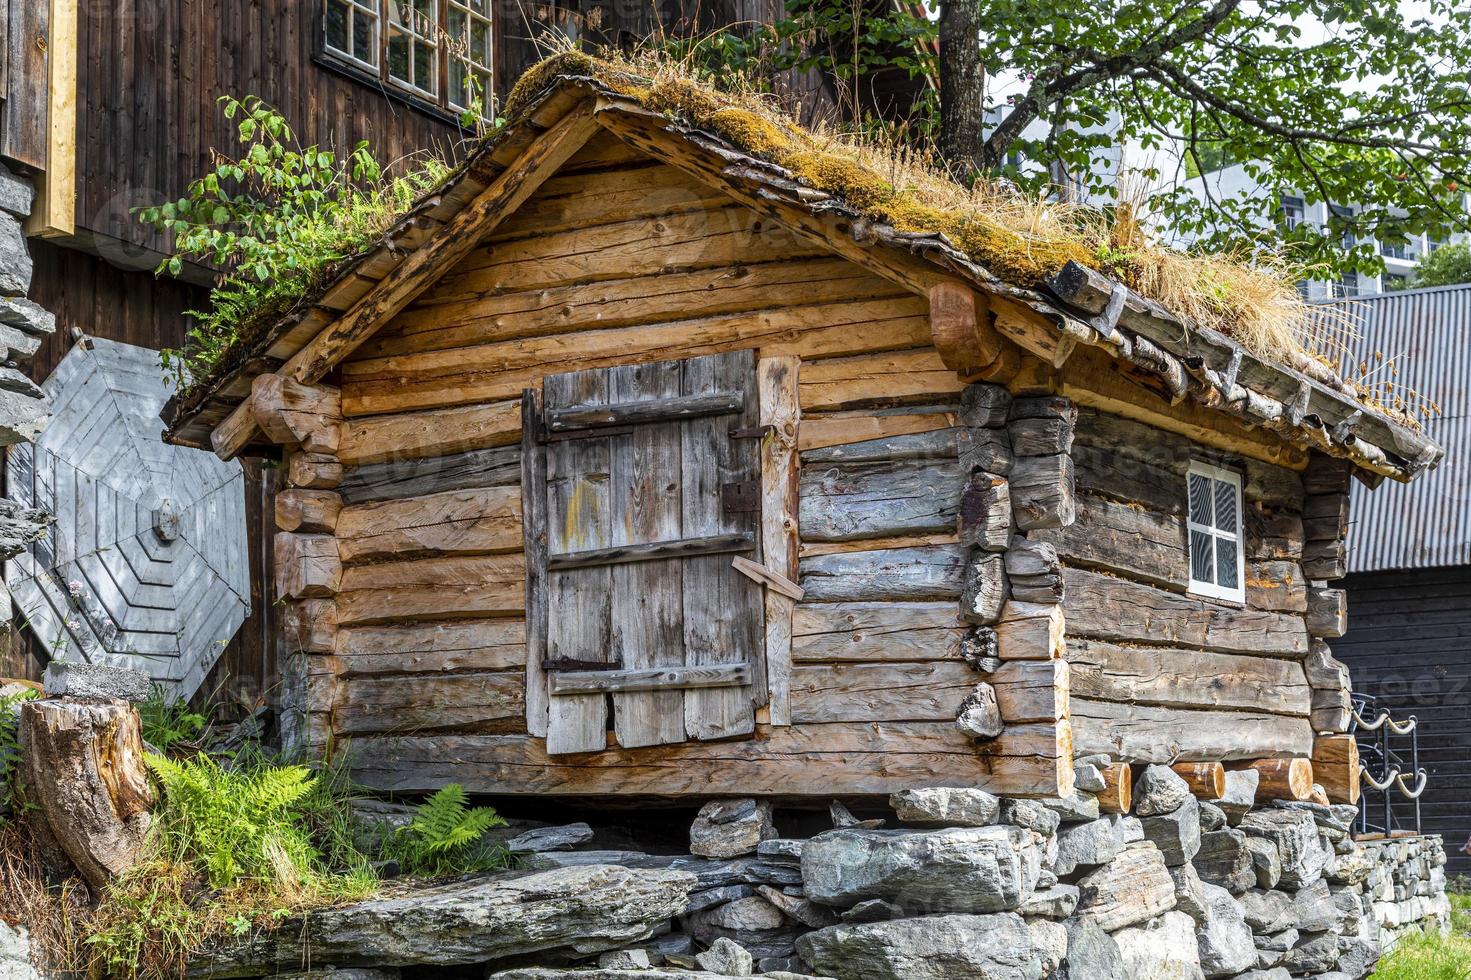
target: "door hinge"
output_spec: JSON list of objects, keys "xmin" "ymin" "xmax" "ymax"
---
[{"xmin": 728, "ymin": 425, "xmax": 774, "ymax": 440}]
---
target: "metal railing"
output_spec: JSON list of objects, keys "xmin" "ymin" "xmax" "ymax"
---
[{"xmin": 1352, "ymin": 692, "xmax": 1428, "ymax": 836}]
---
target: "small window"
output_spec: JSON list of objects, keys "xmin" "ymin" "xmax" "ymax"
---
[
  {"xmin": 448, "ymin": 0, "xmax": 493, "ymax": 113},
  {"xmin": 325, "ymin": 0, "xmax": 381, "ymax": 69},
  {"xmin": 1280, "ymin": 195, "xmax": 1304, "ymax": 231},
  {"xmin": 320, "ymin": 1, "xmax": 494, "ymax": 118},
  {"xmin": 388, "ymin": 0, "xmax": 439, "ymax": 97},
  {"xmin": 1187, "ymin": 461, "xmax": 1245, "ymax": 603}
]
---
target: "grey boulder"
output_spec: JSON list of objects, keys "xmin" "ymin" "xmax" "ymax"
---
[
  {"xmin": 43, "ymin": 661, "xmax": 151, "ymax": 703},
  {"xmin": 185, "ymin": 864, "xmax": 696, "ymax": 976},
  {"xmin": 1141, "ymin": 797, "xmax": 1201, "ymax": 867},
  {"xmin": 1111, "ymin": 910, "xmax": 1205, "ymax": 980},
  {"xmin": 1133, "ymin": 765, "xmax": 1192, "ymax": 817},
  {"xmin": 1057, "ymin": 915, "xmax": 1125, "ymax": 980},
  {"xmin": 1238, "ymin": 810, "xmax": 1325, "ymax": 890},
  {"xmin": 797, "ymin": 913, "xmax": 1042, "ymax": 980},
  {"xmin": 801, "ymin": 826, "xmax": 1040, "ymax": 913},
  {"xmin": 1053, "ymin": 818, "xmax": 1122, "ymax": 877},
  {"xmin": 1193, "ymin": 829, "xmax": 1254, "ymax": 894},
  {"xmin": 889, "ymin": 787, "xmax": 1001, "ymax": 827},
  {"xmin": 691, "ymin": 800, "xmax": 776, "ymax": 859},
  {"xmin": 1195, "ymin": 882, "xmax": 1255, "ymax": 978}
]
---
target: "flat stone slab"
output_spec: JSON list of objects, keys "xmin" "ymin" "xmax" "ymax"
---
[
  {"xmin": 798, "ymin": 913, "xmax": 1042, "ymax": 980},
  {"xmin": 42, "ymin": 661, "xmax": 151, "ymax": 702},
  {"xmin": 488, "ymin": 965, "xmax": 823, "ymax": 971},
  {"xmin": 186, "ymin": 864, "xmax": 696, "ymax": 977}
]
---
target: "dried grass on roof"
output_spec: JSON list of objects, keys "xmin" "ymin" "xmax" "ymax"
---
[{"xmin": 506, "ymin": 48, "xmax": 1362, "ymax": 394}]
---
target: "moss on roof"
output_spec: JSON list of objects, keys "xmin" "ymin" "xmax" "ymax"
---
[{"xmin": 173, "ymin": 50, "xmax": 1391, "ymax": 430}]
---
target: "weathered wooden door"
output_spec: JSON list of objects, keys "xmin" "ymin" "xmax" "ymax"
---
[{"xmin": 523, "ymin": 350, "xmax": 767, "ymax": 754}]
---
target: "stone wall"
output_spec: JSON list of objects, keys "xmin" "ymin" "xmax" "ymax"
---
[{"xmin": 191, "ymin": 767, "xmax": 1451, "ymax": 980}]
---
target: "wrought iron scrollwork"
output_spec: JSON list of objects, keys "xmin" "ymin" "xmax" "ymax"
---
[{"xmin": 1353, "ymin": 693, "xmax": 1426, "ymax": 836}]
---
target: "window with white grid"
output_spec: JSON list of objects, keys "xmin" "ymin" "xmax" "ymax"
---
[
  {"xmin": 388, "ymin": 0, "xmax": 439, "ymax": 97},
  {"xmin": 1186, "ymin": 461, "xmax": 1245, "ymax": 603},
  {"xmin": 325, "ymin": 0, "xmax": 381, "ymax": 69},
  {"xmin": 448, "ymin": 0, "xmax": 493, "ymax": 114}
]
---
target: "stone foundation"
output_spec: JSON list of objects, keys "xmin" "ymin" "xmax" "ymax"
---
[{"xmin": 190, "ymin": 769, "xmax": 1451, "ymax": 980}]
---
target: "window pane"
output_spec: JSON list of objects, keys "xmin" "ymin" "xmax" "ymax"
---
[
  {"xmin": 388, "ymin": 32, "xmax": 409, "ymax": 81},
  {"xmin": 471, "ymin": 20, "xmax": 489, "ymax": 60},
  {"xmin": 1190, "ymin": 528, "xmax": 1215, "ymax": 585},
  {"xmin": 413, "ymin": 40, "xmax": 435, "ymax": 91},
  {"xmin": 326, "ymin": 0, "xmax": 348, "ymax": 50},
  {"xmin": 352, "ymin": 9, "xmax": 375, "ymax": 60},
  {"xmin": 1213, "ymin": 478, "xmax": 1238, "ymax": 533},
  {"xmin": 1215, "ymin": 533, "xmax": 1239, "ymax": 591},
  {"xmin": 1188, "ymin": 473, "xmax": 1212, "ymax": 526}
]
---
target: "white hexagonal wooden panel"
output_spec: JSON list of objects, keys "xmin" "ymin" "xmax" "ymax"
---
[{"xmin": 5, "ymin": 338, "xmax": 249, "ymax": 696}]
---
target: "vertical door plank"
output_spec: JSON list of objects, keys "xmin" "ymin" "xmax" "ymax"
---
[
  {"xmin": 607, "ymin": 361, "xmax": 686, "ymax": 748},
  {"xmin": 759, "ymin": 356, "xmax": 801, "ymax": 725},
  {"xmin": 544, "ymin": 369, "xmax": 612, "ymax": 754},
  {"xmin": 681, "ymin": 351, "xmax": 762, "ymax": 741},
  {"xmin": 520, "ymin": 388, "xmax": 550, "ymax": 736}
]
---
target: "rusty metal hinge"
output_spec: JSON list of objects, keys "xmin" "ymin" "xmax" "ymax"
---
[
  {"xmin": 542, "ymin": 657, "xmax": 625, "ymax": 672},
  {"xmin": 728, "ymin": 425, "xmax": 774, "ymax": 440}
]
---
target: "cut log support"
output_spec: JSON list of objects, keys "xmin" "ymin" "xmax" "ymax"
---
[
  {"xmin": 274, "ymin": 533, "xmax": 343, "ymax": 599},
  {"xmin": 1306, "ymin": 587, "xmax": 1347, "ymax": 638},
  {"xmin": 275, "ymin": 489, "xmax": 344, "ymax": 534},
  {"xmin": 1230, "ymin": 758, "xmax": 1314, "ymax": 802},
  {"xmin": 1171, "ymin": 762, "xmax": 1226, "ymax": 800},
  {"xmin": 957, "ymin": 474, "xmax": 1011, "ymax": 551},
  {"xmin": 959, "ymin": 552, "xmax": 1007, "ymax": 625},
  {"xmin": 929, "ymin": 282, "xmax": 1002, "ymax": 375},
  {"xmin": 20, "ymin": 699, "xmax": 155, "ymax": 891},
  {"xmin": 960, "ymin": 382, "xmax": 1012, "ymax": 428},
  {"xmin": 1311, "ymin": 688, "xmax": 1352, "ymax": 733},
  {"xmin": 251, "ymin": 374, "xmax": 343, "ymax": 453},
  {"xmin": 1312, "ymin": 733, "xmax": 1361, "ymax": 806},
  {"xmin": 995, "ymin": 601, "xmax": 1064, "ymax": 661},
  {"xmin": 1009, "ymin": 454, "xmax": 1075, "ymax": 529},
  {"xmin": 287, "ymin": 451, "xmax": 344, "ymax": 489},
  {"xmin": 989, "ymin": 660, "xmax": 1069, "ymax": 723},
  {"xmin": 1097, "ymin": 762, "xmax": 1133, "ymax": 814}
]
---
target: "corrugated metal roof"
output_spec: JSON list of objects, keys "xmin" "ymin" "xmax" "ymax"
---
[{"xmin": 1318, "ymin": 284, "xmax": 1471, "ymax": 572}]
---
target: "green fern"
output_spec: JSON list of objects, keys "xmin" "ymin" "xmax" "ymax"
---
[
  {"xmin": 0, "ymin": 687, "xmax": 39, "ymax": 820},
  {"xmin": 389, "ymin": 783, "xmax": 508, "ymax": 876},
  {"xmin": 145, "ymin": 754, "xmax": 318, "ymax": 890}
]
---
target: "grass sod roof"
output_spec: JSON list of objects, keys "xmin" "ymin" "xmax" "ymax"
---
[{"xmin": 163, "ymin": 51, "xmax": 1443, "ymax": 482}]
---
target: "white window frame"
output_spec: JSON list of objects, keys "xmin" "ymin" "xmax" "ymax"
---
[
  {"xmin": 447, "ymin": 0, "xmax": 494, "ymax": 115},
  {"xmin": 1186, "ymin": 460, "xmax": 1246, "ymax": 604},
  {"xmin": 387, "ymin": 0, "xmax": 440, "ymax": 99},
  {"xmin": 324, "ymin": 0, "xmax": 382, "ymax": 71}
]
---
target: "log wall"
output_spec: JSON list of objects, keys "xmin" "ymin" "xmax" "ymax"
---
[
  {"xmin": 1055, "ymin": 407, "xmax": 1321, "ymax": 765},
  {"xmin": 258, "ymin": 130, "xmax": 1344, "ymax": 800}
]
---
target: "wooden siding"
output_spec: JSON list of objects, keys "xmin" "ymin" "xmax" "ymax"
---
[
  {"xmin": 1335, "ymin": 566, "xmax": 1471, "ymax": 877},
  {"xmin": 73, "ymin": 0, "xmax": 465, "ymax": 256}
]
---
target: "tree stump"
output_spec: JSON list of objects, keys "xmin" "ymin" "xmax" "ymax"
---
[{"xmin": 20, "ymin": 699, "xmax": 154, "ymax": 890}]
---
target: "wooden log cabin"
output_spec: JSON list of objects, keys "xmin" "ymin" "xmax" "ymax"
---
[{"xmin": 163, "ymin": 57, "xmax": 1444, "ymax": 803}]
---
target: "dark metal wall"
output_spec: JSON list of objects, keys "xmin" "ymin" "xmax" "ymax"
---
[{"xmin": 1336, "ymin": 565, "xmax": 1471, "ymax": 878}]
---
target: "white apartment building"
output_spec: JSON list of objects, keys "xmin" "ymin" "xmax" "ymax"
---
[{"xmin": 1185, "ymin": 162, "xmax": 1465, "ymax": 298}]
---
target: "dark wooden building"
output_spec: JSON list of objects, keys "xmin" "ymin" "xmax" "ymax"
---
[{"xmin": 1324, "ymin": 283, "xmax": 1471, "ymax": 876}]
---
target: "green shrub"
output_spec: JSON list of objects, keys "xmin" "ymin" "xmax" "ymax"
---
[
  {"xmin": 137, "ymin": 686, "xmax": 208, "ymax": 753},
  {"xmin": 137, "ymin": 96, "xmax": 451, "ymax": 390},
  {"xmin": 383, "ymin": 783, "xmax": 510, "ymax": 877},
  {"xmin": 0, "ymin": 687, "xmax": 39, "ymax": 819}
]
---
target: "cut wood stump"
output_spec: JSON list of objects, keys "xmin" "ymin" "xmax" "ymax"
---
[
  {"xmin": 20, "ymin": 699, "xmax": 154, "ymax": 890},
  {"xmin": 1171, "ymin": 762, "xmax": 1226, "ymax": 800},
  {"xmin": 1229, "ymin": 758, "xmax": 1313, "ymax": 802},
  {"xmin": 1097, "ymin": 762, "xmax": 1133, "ymax": 814}
]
